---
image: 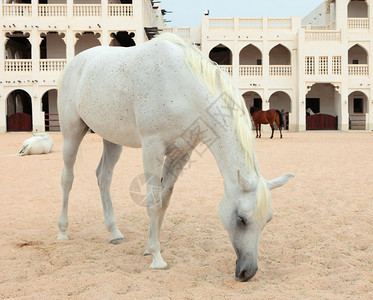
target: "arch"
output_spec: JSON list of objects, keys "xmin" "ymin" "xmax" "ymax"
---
[
  {"xmin": 269, "ymin": 44, "xmax": 291, "ymax": 65},
  {"xmin": 305, "ymin": 83, "xmax": 340, "ymax": 130},
  {"xmin": 6, "ymin": 89, "xmax": 32, "ymax": 132},
  {"xmin": 242, "ymin": 91, "xmax": 263, "ymax": 111},
  {"xmin": 269, "ymin": 91, "xmax": 292, "ymax": 113},
  {"xmin": 40, "ymin": 32, "xmax": 66, "ymax": 59},
  {"xmin": 42, "ymin": 89, "xmax": 60, "ymax": 132},
  {"xmin": 348, "ymin": 0, "xmax": 368, "ymax": 18},
  {"xmin": 209, "ymin": 43, "xmax": 232, "ymax": 65},
  {"xmin": 348, "ymin": 44, "xmax": 368, "ymax": 64},
  {"xmin": 110, "ymin": 31, "xmax": 136, "ymax": 47},
  {"xmin": 5, "ymin": 32, "xmax": 32, "ymax": 59},
  {"xmin": 75, "ymin": 32, "xmax": 101, "ymax": 55},
  {"xmin": 348, "ymin": 90, "xmax": 369, "ymax": 130},
  {"xmin": 239, "ymin": 44, "xmax": 262, "ymax": 65}
]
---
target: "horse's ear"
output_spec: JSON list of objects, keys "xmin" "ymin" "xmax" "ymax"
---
[
  {"xmin": 237, "ymin": 170, "xmax": 253, "ymax": 191},
  {"xmin": 267, "ymin": 174, "xmax": 294, "ymax": 190}
]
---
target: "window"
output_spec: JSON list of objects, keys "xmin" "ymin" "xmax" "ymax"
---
[
  {"xmin": 353, "ymin": 59, "xmax": 359, "ymax": 64},
  {"xmin": 305, "ymin": 56, "xmax": 315, "ymax": 75},
  {"xmin": 254, "ymin": 98, "xmax": 262, "ymax": 109},
  {"xmin": 332, "ymin": 56, "xmax": 341, "ymax": 75},
  {"xmin": 256, "ymin": 59, "xmax": 262, "ymax": 65},
  {"xmin": 319, "ymin": 56, "xmax": 328, "ymax": 75},
  {"xmin": 353, "ymin": 98, "xmax": 363, "ymax": 113}
]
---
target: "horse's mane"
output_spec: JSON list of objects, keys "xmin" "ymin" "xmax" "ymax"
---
[
  {"xmin": 157, "ymin": 33, "xmax": 255, "ymax": 170},
  {"xmin": 249, "ymin": 106, "xmax": 261, "ymax": 116},
  {"xmin": 157, "ymin": 33, "xmax": 269, "ymax": 221}
]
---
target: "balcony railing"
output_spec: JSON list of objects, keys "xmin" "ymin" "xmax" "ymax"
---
[
  {"xmin": 268, "ymin": 18, "xmax": 292, "ymax": 30},
  {"xmin": 5, "ymin": 60, "xmax": 32, "ymax": 72},
  {"xmin": 2, "ymin": 4, "xmax": 32, "ymax": 17},
  {"xmin": 209, "ymin": 18, "xmax": 234, "ymax": 29},
  {"xmin": 269, "ymin": 65, "xmax": 292, "ymax": 76},
  {"xmin": 73, "ymin": 4, "xmax": 101, "ymax": 17},
  {"xmin": 177, "ymin": 28, "xmax": 191, "ymax": 38},
  {"xmin": 348, "ymin": 18, "xmax": 369, "ymax": 30},
  {"xmin": 220, "ymin": 65, "xmax": 233, "ymax": 76},
  {"xmin": 239, "ymin": 18, "xmax": 263, "ymax": 30},
  {"xmin": 348, "ymin": 65, "xmax": 369, "ymax": 76},
  {"xmin": 239, "ymin": 66, "xmax": 263, "ymax": 77},
  {"xmin": 108, "ymin": 4, "xmax": 133, "ymax": 17},
  {"xmin": 40, "ymin": 59, "xmax": 67, "ymax": 72},
  {"xmin": 305, "ymin": 30, "xmax": 341, "ymax": 42},
  {"xmin": 38, "ymin": 4, "xmax": 67, "ymax": 17}
]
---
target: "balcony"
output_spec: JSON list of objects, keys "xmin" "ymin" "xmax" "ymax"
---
[
  {"xmin": 348, "ymin": 65, "xmax": 369, "ymax": 76},
  {"xmin": 40, "ymin": 59, "xmax": 67, "ymax": 72},
  {"xmin": 269, "ymin": 66, "xmax": 292, "ymax": 76},
  {"xmin": 2, "ymin": 3, "xmax": 134, "ymax": 18},
  {"xmin": 239, "ymin": 66, "xmax": 263, "ymax": 77},
  {"xmin": 2, "ymin": 4, "xmax": 31, "ymax": 17},
  {"xmin": 305, "ymin": 30, "xmax": 341, "ymax": 42},
  {"xmin": 38, "ymin": 4, "xmax": 67, "ymax": 17},
  {"xmin": 209, "ymin": 18, "xmax": 234, "ymax": 29},
  {"xmin": 4, "ymin": 60, "xmax": 32, "ymax": 72},
  {"xmin": 348, "ymin": 18, "xmax": 369, "ymax": 30}
]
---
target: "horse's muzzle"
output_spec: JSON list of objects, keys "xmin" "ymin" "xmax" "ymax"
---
[{"xmin": 235, "ymin": 260, "xmax": 258, "ymax": 282}]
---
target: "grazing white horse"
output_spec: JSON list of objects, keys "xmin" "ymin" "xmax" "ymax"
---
[
  {"xmin": 57, "ymin": 33, "xmax": 293, "ymax": 281},
  {"xmin": 17, "ymin": 133, "xmax": 54, "ymax": 155}
]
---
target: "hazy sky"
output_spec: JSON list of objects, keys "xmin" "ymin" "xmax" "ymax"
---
[{"xmin": 160, "ymin": 0, "xmax": 325, "ymax": 27}]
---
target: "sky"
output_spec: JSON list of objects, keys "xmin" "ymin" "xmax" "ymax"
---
[{"xmin": 159, "ymin": 0, "xmax": 325, "ymax": 27}]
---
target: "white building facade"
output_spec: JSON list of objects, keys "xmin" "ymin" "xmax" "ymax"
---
[
  {"xmin": 1, "ymin": 0, "xmax": 372, "ymax": 132},
  {"xmin": 0, "ymin": 0, "xmax": 164, "ymax": 132}
]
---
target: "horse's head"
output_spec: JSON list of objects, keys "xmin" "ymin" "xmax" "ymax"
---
[
  {"xmin": 249, "ymin": 106, "xmax": 257, "ymax": 116},
  {"xmin": 219, "ymin": 171, "xmax": 293, "ymax": 281}
]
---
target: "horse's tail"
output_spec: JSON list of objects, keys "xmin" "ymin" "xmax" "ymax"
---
[{"xmin": 276, "ymin": 110, "xmax": 284, "ymax": 128}]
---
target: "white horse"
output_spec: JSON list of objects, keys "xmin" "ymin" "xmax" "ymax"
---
[
  {"xmin": 57, "ymin": 33, "xmax": 293, "ymax": 281},
  {"xmin": 17, "ymin": 133, "xmax": 54, "ymax": 155}
]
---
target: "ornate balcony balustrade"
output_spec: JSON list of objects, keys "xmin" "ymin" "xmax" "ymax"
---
[
  {"xmin": 239, "ymin": 66, "xmax": 263, "ymax": 77},
  {"xmin": 108, "ymin": 4, "xmax": 133, "ymax": 17},
  {"xmin": 2, "ymin": 4, "xmax": 32, "ymax": 17},
  {"xmin": 269, "ymin": 65, "xmax": 292, "ymax": 76},
  {"xmin": 348, "ymin": 65, "xmax": 369, "ymax": 76},
  {"xmin": 39, "ymin": 59, "xmax": 67, "ymax": 72},
  {"xmin": 305, "ymin": 30, "xmax": 341, "ymax": 42},
  {"xmin": 5, "ymin": 60, "xmax": 32, "ymax": 72},
  {"xmin": 348, "ymin": 18, "xmax": 369, "ymax": 30},
  {"xmin": 239, "ymin": 18, "xmax": 263, "ymax": 30},
  {"xmin": 73, "ymin": 5, "xmax": 101, "ymax": 17},
  {"xmin": 38, "ymin": 4, "xmax": 67, "ymax": 17},
  {"xmin": 209, "ymin": 18, "xmax": 234, "ymax": 29},
  {"xmin": 268, "ymin": 18, "xmax": 292, "ymax": 30}
]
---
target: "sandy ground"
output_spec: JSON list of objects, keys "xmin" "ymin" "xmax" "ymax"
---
[{"xmin": 0, "ymin": 131, "xmax": 372, "ymax": 299}]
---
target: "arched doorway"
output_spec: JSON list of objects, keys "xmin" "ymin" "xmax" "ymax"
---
[
  {"xmin": 5, "ymin": 31, "xmax": 32, "ymax": 59},
  {"xmin": 242, "ymin": 91, "xmax": 262, "ymax": 111},
  {"xmin": 348, "ymin": 0, "xmax": 368, "ymax": 18},
  {"xmin": 269, "ymin": 91, "xmax": 291, "ymax": 130},
  {"xmin": 348, "ymin": 44, "xmax": 368, "ymax": 75},
  {"xmin": 269, "ymin": 44, "xmax": 291, "ymax": 76},
  {"xmin": 305, "ymin": 83, "xmax": 339, "ymax": 130},
  {"xmin": 348, "ymin": 91, "xmax": 368, "ymax": 130},
  {"xmin": 7, "ymin": 90, "xmax": 32, "ymax": 131},
  {"xmin": 239, "ymin": 44, "xmax": 262, "ymax": 77},
  {"xmin": 42, "ymin": 89, "xmax": 59, "ymax": 131},
  {"xmin": 209, "ymin": 44, "xmax": 232, "ymax": 75}
]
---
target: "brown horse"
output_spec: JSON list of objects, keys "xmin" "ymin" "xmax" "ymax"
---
[{"xmin": 249, "ymin": 106, "xmax": 284, "ymax": 139}]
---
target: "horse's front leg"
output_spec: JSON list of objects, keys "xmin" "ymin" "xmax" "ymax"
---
[
  {"xmin": 255, "ymin": 123, "xmax": 259, "ymax": 138},
  {"xmin": 96, "ymin": 140, "xmax": 124, "ymax": 244},
  {"xmin": 142, "ymin": 137, "xmax": 168, "ymax": 269},
  {"xmin": 259, "ymin": 124, "xmax": 262, "ymax": 138},
  {"xmin": 143, "ymin": 151, "xmax": 193, "ymax": 256}
]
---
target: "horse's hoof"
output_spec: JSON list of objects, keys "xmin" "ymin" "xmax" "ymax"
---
[
  {"xmin": 110, "ymin": 237, "xmax": 125, "ymax": 245},
  {"xmin": 150, "ymin": 261, "xmax": 168, "ymax": 270},
  {"xmin": 57, "ymin": 231, "xmax": 69, "ymax": 241}
]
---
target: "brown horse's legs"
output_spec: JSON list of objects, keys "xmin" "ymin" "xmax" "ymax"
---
[
  {"xmin": 255, "ymin": 123, "xmax": 259, "ymax": 138},
  {"xmin": 276, "ymin": 114, "xmax": 283, "ymax": 139},
  {"xmin": 270, "ymin": 124, "xmax": 274, "ymax": 139},
  {"xmin": 259, "ymin": 124, "xmax": 261, "ymax": 138}
]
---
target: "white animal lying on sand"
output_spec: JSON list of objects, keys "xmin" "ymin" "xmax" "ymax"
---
[{"xmin": 17, "ymin": 133, "xmax": 54, "ymax": 155}]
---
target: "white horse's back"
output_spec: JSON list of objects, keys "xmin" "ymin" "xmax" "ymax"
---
[{"xmin": 59, "ymin": 39, "xmax": 204, "ymax": 148}]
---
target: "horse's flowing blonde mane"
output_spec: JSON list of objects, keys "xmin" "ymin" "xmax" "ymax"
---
[{"xmin": 157, "ymin": 33, "xmax": 269, "ymax": 221}]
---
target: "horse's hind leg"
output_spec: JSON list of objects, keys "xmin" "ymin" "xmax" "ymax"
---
[
  {"xmin": 270, "ymin": 123, "xmax": 274, "ymax": 139},
  {"xmin": 58, "ymin": 120, "xmax": 88, "ymax": 240},
  {"xmin": 96, "ymin": 140, "xmax": 124, "ymax": 244},
  {"xmin": 144, "ymin": 150, "xmax": 192, "ymax": 256}
]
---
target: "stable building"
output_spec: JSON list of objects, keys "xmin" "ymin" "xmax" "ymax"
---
[{"xmin": 1, "ymin": 0, "xmax": 372, "ymax": 132}]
